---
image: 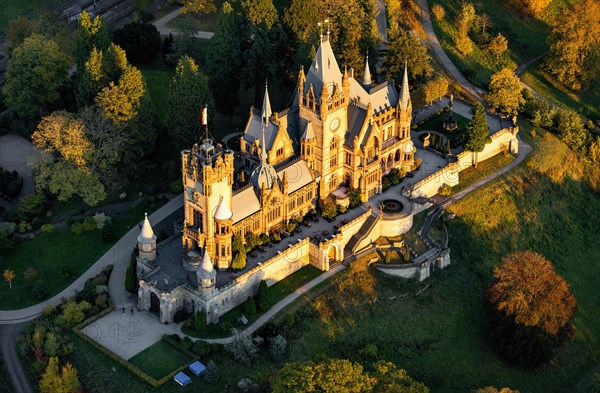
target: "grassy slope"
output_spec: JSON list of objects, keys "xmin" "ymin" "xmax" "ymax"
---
[
  {"xmin": 0, "ymin": 0, "xmax": 49, "ymax": 33},
  {"xmin": 0, "ymin": 200, "xmax": 153, "ymax": 309},
  {"xmin": 128, "ymin": 340, "xmax": 192, "ymax": 380}
]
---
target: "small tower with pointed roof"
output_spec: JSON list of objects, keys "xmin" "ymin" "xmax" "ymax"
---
[
  {"xmin": 362, "ymin": 52, "xmax": 372, "ymax": 89},
  {"xmin": 196, "ymin": 249, "xmax": 216, "ymax": 295},
  {"xmin": 137, "ymin": 213, "xmax": 157, "ymax": 261},
  {"xmin": 300, "ymin": 122, "xmax": 317, "ymax": 172},
  {"xmin": 213, "ymin": 196, "xmax": 233, "ymax": 269},
  {"xmin": 397, "ymin": 62, "xmax": 413, "ymax": 141}
]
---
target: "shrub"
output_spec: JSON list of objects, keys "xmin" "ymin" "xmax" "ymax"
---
[
  {"xmin": 205, "ymin": 360, "xmax": 220, "ymax": 384},
  {"xmin": 194, "ymin": 310, "xmax": 206, "ymax": 332},
  {"xmin": 192, "ymin": 339, "xmax": 211, "ymax": 356},
  {"xmin": 244, "ymin": 296, "xmax": 257, "ymax": 315},
  {"xmin": 24, "ymin": 267, "xmax": 38, "ymax": 281},
  {"xmin": 28, "ymin": 233, "xmax": 35, "ymax": 240},
  {"xmin": 59, "ymin": 265, "xmax": 73, "ymax": 280},
  {"xmin": 180, "ymin": 336, "xmax": 193, "ymax": 351},
  {"xmin": 82, "ymin": 216, "xmax": 97, "ymax": 231},
  {"xmin": 226, "ymin": 329, "xmax": 258, "ymax": 364},
  {"xmin": 18, "ymin": 193, "xmax": 47, "ymax": 219},
  {"xmin": 321, "ymin": 199, "xmax": 338, "ymax": 220},
  {"xmin": 432, "ymin": 3, "xmax": 445, "ymax": 20},
  {"xmin": 439, "ymin": 183, "xmax": 452, "ymax": 196},
  {"xmin": 125, "ymin": 258, "xmax": 137, "ymax": 293},
  {"xmin": 257, "ymin": 280, "xmax": 270, "ymax": 312},
  {"xmin": 93, "ymin": 213, "xmax": 111, "ymax": 229},
  {"xmin": 0, "ymin": 222, "xmax": 17, "ymax": 253},
  {"xmin": 94, "ymin": 293, "xmax": 108, "ymax": 307},
  {"xmin": 269, "ymin": 335, "xmax": 287, "ymax": 361},
  {"xmin": 41, "ymin": 224, "xmax": 54, "ymax": 235},
  {"xmin": 32, "ymin": 281, "xmax": 49, "ymax": 300},
  {"xmin": 92, "ymin": 273, "xmax": 108, "ymax": 286},
  {"xmin": 112, "ymin": 22, "xmax": 161, "ymax": 64},
  {"xmin": 3, "ymin": 209, "xmax": 21, "ymax": 223},
  {"xmin": 101, "ymin": 221, "xmax": 115, "ymax": 242},
  {"xmin": 71, "ymin": 223, "xmax": 83, "ymax": 235}
]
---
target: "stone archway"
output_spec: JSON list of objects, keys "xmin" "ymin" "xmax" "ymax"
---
[
  {"xmin": 150, "ymin": 292, "xmax": 160, "ymax": 314},
  {"xmin": 328, "ymin": 246, "xmax": 336, "ymax": 262}
]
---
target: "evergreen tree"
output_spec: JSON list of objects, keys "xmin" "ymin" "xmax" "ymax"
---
[
  {"xmin": 244, "ymin": 296, "xmax": 257, "ymax": 315},
  {"xmin": 464, "ymin": 103, "xmax": 490, "ymax": 166},
  {"xmin": 205, "ymin": 360, "xmax": 220, "ymax": 383},
  {"xmin": 207, "ymin": 2, "xmax": 242, "ymax": 111},
  {"xmin": 382, "ymin": 22, "xmax": 432, "ymax": 84},
  {"xmin": 75, "ymin": 11, "xmax": 110, "ymax": 70},
  {"xmin": 257, "ymin": 280, "xmax": 270, "ymax": 311},
  {"xmin": 194, "ymin": 310, "xmax": 206, "ymax": 332},
  {"xmin": 167, "ymin": 55, "xmax": 214, "ymax": 150}
]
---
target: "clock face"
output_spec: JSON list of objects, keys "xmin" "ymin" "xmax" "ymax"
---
[{"xmin": 330, "ymin": 118, "xmax": 340, "ymax": 131}]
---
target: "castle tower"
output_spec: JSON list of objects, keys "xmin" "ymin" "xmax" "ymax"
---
[
  {"xmin": 213, "ymin": 196, "xmax": 233, "ymax": 269},
  {"xmin": 181, "ymin": 136, "xmax": 234, "ymax": 265},
  {"xmin": 137, "ymin": 213, "xmax": 157, "ymax": 261},
  {"xmin": 196, "ymin": 249, "xmax": 216, "ymax": 295},
  {"xmin": 362, "ymin": 52, "xmax": 372, "ymax": 89},
  {"xmin": 250, "ymin": 127, "xmax": 277, "ymax": 194},
  {"xmin": 300, "ymin": 122, "xmax": 317, "ymax": 172},
  {"xmin": 398, "ymin": 62, "xmax": 412, "ymax": 140}
]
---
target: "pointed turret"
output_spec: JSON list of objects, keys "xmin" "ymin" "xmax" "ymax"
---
[
  {"xmin": 137, "ymin": 213, "xmax": 157, "ymax": 261},
  {"xmin": 214, "ymin": 196, "xmax": 233, "ymax": 221},
  {"xmin": 400, "ymin": 62, "xmax": 411, "ymax": 110},
  {"xmin": 261, "ymin": 81, "xmax": 272, "ymax": 126},
  {"xmin": 250, "ymin": 126, "xmax": 277, "ymax": 192},
  {"xmin": 362, "ymin": 53, "xmax": 372, "ymax": 87},
  {"xmin": 197, "ymin": 249, "xmax": 216, "ymax": 290}
]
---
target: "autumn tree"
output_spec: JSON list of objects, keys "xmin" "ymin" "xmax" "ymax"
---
[
  {"xmin": 464, "ymin": 103, "xmax": 490, "ymax": 166},
  {"xmin": 179, "ymin": 0, "xmax": 217, "ymax": 14},
  {"xmin": 423, "ymin": 75, "xmax": 449, "ymax": 105},
  {"xmin": 371, "ymin": 361, "xmax": 429, "ymax": 393},
  {"xmin": 3, "ymin": 270, "xmax": 15, "ymax": 289},
  {"xmin": 455, "ymin": 1, "xmax": 475, "ymax": 55},
  {"xmin": 40, "ymin": 357, "xmax": 81, "ymax": 393},
  {"xmin": 476, "ymin": 387, "xmax": 520, "ymax": 393},
  {"xmin": 486, "ymin": 68, "xmax": 525, "ymax": 116},
  {"xmin": 509, "ymin": 0, "xmax": 551, "ymax": 16},
  {"xmin": 75, "ymin": 11, "xmax": 110, "ymax": 70},
  {"xmin": 382, "ymin": 22, "xmax": 433, "ymax": 84},
  {"xmin": 487, "ymin": 33, "xmax": 508, "ymax": 63},
  {"xmin": 431, "ymin": 3, "xmax": 445, "ymax": 21},
  {"xmin": 168, "ymin": 56, "xmax": 214, "ymax": 150},
  {"xmin": 3, "ymin": 34, "xmax": 69, "ymax": 119},
  {"xmin": 556, "ymin": 109, "xmax": 589, "ymax": 150},
  {"xmin": 486, "ymin": 251, "xmax": 577, "ymax": 366},
  {"xmin": 206, "ymin": 2, "xmax": 243, "ymax": 111},
  {"xmin": 547, "ymin": 0, "xmax": 600, "ymax": 90}
]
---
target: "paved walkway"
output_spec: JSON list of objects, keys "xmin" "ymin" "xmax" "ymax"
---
[
  {"xmin": 0, "ymin": 323, "xmax": 32, "ymax": 393},
  {"xmin": 0, "ymin": 134, "xmax": 44, "ymax": 199},
  {"xmin": 152, "ymin": 7, "xmax": 214, "ymax": 39},
  {"xmin": 0, "ymin": 195, "xmax": 184, "ymax": 324},
  {"xmin": 417, "ymin": 0, "xmax": 485, "ymax": 104}
]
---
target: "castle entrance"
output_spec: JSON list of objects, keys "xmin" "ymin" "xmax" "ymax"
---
[
  {"xmin": 150, "ymin": 292, "xmax": 160, "ymax": 315},
  {"xmin": 328, "ymin": 246, "xmax": 336, "ymax": 262}
]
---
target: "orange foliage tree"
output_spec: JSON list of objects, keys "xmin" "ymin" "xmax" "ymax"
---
[{"xmin": 487, "ymin": 251, "xmax": 576, "ymax": 336}]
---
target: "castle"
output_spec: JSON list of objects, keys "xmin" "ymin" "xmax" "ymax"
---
[{"xmin": 136, "ymin": 35, "xmax": 418, "ymax": 324}]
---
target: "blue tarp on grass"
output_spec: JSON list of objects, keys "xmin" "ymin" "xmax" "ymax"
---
[
  {"xmin": 174, "ymin": 371, "xmax": 191, "ymax": 385},
  {"xmin": 189, "ymin": 360, "xmax": 206, "ymax": 376}
]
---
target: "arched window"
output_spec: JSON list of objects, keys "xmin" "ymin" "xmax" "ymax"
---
[{"xmin": 330, "ymin": 137, "xmax": 338, "ymax": 168}]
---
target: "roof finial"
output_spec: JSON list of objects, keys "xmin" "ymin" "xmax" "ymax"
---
[
  {"xmin": 325, "ymin": 18, "xmax": 330, "ymax": 39},
  {"xmin": 318, "ymin": 21, "xmax": 323, "ymax": 42},
  {"xmin": 261, "ymin": 80, "xmax": 272, "ymax": 127},
  {"xmin": 362, "ymin": 50, "xmax": 372, "ymax": 87}
]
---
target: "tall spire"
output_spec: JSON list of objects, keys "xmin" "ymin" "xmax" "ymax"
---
[
  {"xmin": 261, "ymin": 81, "xmax": 272, "ymax": 126},
  {"xmin": 400, "ymin": 61, "xmax": 411, "ymax": 109},
  {"xmin": 260, "ymin": 126, "xmax": 268, "ymax": 165},
  {"xmin": 362, "ymin": 51, "xmax": 372, "ymax": 87}
]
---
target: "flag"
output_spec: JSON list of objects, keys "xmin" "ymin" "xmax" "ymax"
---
[{"xmin": 201, "ymin": 106, "xmax": 207, "ymax": 125}]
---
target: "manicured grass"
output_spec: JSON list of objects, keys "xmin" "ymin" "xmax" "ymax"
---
[
  {"xmin": 183, "ymin": 264, "xmax": 322, "ymax": 339},
  {"xmin": 0, "ymin": 200, "xmax": 153, "ymax": 309},
  {"xmin": 0, "ymin": 0, "xmax": 49, "ymax": 33},
  {"xmin": 128, "ymin": 340, "xmax": 192, "ymax": 380},
  {"xmin": 416, "ymin": 111, "xmax": 471, "ymax": 148},
  {"xmin": 452, "ymin": 151, "xmax": 516, "ymax": 193}
]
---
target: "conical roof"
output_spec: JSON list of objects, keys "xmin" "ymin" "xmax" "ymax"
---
[
  {"xmin": 362, "ymin": 53, "xmax": 372, "ymax": 87},
  {"xmin": 137, "ymin": 213, "xmax": 156, "ymax": 244},
  {"xmin": 400, "ymin": 62, "xmax": 411, "ymax": 109},
  {"xmin": 301, "ymin": 122, "xmax": 315, "ymax": 140},
  {"xmin": 304, "ymin": 37, "xmax": 343, "ymax": 99},
  {"xmin": 251, "ymin": 127, "xmax": 277, "ymax": 191},
  {"xmin": 197, "ymin": 250, "xmax": 216, "ymax": 280},
  {"xmin": 261, "ymin": 82, "xmax": 272, "ymax": 126},
  {"xmin": 214, "ymin": 196, "xmax": 233, "ymax": 221}
]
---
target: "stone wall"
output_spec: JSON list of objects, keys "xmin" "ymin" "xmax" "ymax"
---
[
  {"xmin": 354, "ymin": 213, "xmax": 414, "ymax": 252},
  {"xmin": 208, "ymin": 238, "xmax": 312, "ymax": 321},
  {"xmin": 410, "ymin": 127, "xmax": 518, "ymax": 198},
  {"xmin": 373, "ymin": 247, "xmax": 451, "ymax": 282}
]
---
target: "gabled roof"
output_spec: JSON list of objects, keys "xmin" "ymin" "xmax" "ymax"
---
[
  {"xmin": 304, "ymin": 37, "xmax": 343, "ymax": 98},
  {"xmin": 277, "ymin": 160, "xmax": 313, "ymax": 193},
  {"xmin": 243, "ymin": 112, "xmax": 279, "ymax": 151},
  {"xmin": 349, "ymin": 79, "xmax": 398, "ymax": 114},
  {"xmin": 232, "ymin": 187, "xmax": 261, "ymax": 223}
]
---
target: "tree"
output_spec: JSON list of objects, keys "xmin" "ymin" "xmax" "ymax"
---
[
  {"xmin": 547, "ymin": 0, "xmax": 600, "ymax": 90},
  {"xmin": 112, "ymin": 22, "xmax": 161, "ymax": 65},
  {"xmin": 455, "ymin": 1, "xmax": 476, "ymax": 55},
  {"xmin": 57, "ymin": 300, "xmax": 92, "ymax": 328},
  {"xmin": 96, "ymin": 65, "xmax": 146, "ymax": 124},
  {"xmin": 557, "ymin": 109, "xmax": 589, "ymax": 150},
  {"xmin": 179, "ymin": 0, "xmax": 217, "ymax": 14},
  {"xmin": 5, "ymin": 17, "xmax": 40, "ymax": 48},
  {"xmin": 232, "ymin": 235, "xmax": 247, "ymax": 270},
  {"xmin": 194, "ymin": 310, "xmax": 206, "ymax": 332},
  {"xmin": 242, "ymin": 0, "xmax": 278, "ymax": 30},
  {"xmin": 509, "ymin": 0, "xmax": 552, "ymax": 16},
  {"xmin": 423, "ymin": 76, "xmax": 449, "ymax": 106},
  {"xmin": 487, "ymin": 33, "xmax": 508, "ymax": 62},
  {"xmin": 464, "ymin": 103, "xmax": 490, "ymax": 166},
  {"xmin": 167, "ymin": 55, "xmax": 214, "ymax": 150},
  {"xmin": 486, "ymin": 251, "xmax": 577, "ymax": 365},
  {"xmin": 272, "ymin": 358, "xmax": 376, "ymax": 393},
  {"xmin": 3, "ymin": 270, "xmax": 15, "ymax": 289},
  {"xmin": 226, "ymin": 329, "xmax": 258, "ymax": 364},
  {"xmin": 269, "ymin": 334, "xmax": 287, "ymax": 361},
  {"xmin": 206, "ymin": 3, "xmax": 243, "ymax": 111},
  {"xmin": 282, "ymin": 0, "xmax": 319, "ymax": 42},
  {"xmin": 43, "ymin": 332, "xmax": 62, "ymax": 357},
  {"xmin": 476, "ymin": 388, "xmax": 520, "ymax": 393},
  {"xmin": 431, "ymin": 3, "xmax": 445, "ymax": 21},
  {"xmin": 40, "ymin": 357, "xmax": 81, "ymax": 393},
  {"xmin": 257, "ymin": 280, "xmax": 270, "ymax": 311},
  {"xmin": 244, "ymin": 296, "xmax": 257, "ymax": 315},
  {"xmin": 371, "ymin": 361, "xmax": 429, "ymax": 392},
  {"xmin": 205, "ymin": 360, "xmax": 220, "ymax": 383},
  {"xmin": 486, "ymin": 68, "xmax": 525, "ymax": 116},
  {"xmin": 3, "ymin": 34, "xmax": 69, "ymax": 119},
  {"xmin": 383, "ymin": 23, "xmax": 432, "ymax": 83},
  {"xmin": 75, "ymin": 11, "xmax": 111, "ymax": 69}
]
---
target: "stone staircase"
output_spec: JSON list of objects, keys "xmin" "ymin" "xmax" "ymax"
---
[{"xmin": 344, "ymin": 213, "xmax": 380, "ymax": 256}]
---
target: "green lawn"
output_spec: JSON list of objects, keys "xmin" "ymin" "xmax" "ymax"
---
[
  {"xmin": 183, "ymin": 264, "xmax": 322, "ymax": 339},
  {"xmin": 452, "ymin": 151, "xmax": 516, "ymax": 193},
  {"xmin": 0, "ymin": 200, "xmax": 154, "ymax": 309},
  {"xmin": 0, "ymin": 0, "xmax": 50, "ymax": 34},
  {"xmin": 140, "ymin": 65, "xmax": 175, "ymax": 125},
  {"xmin": 128, "ymin": 340, "xmax": 192, "ymax": 380}
]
